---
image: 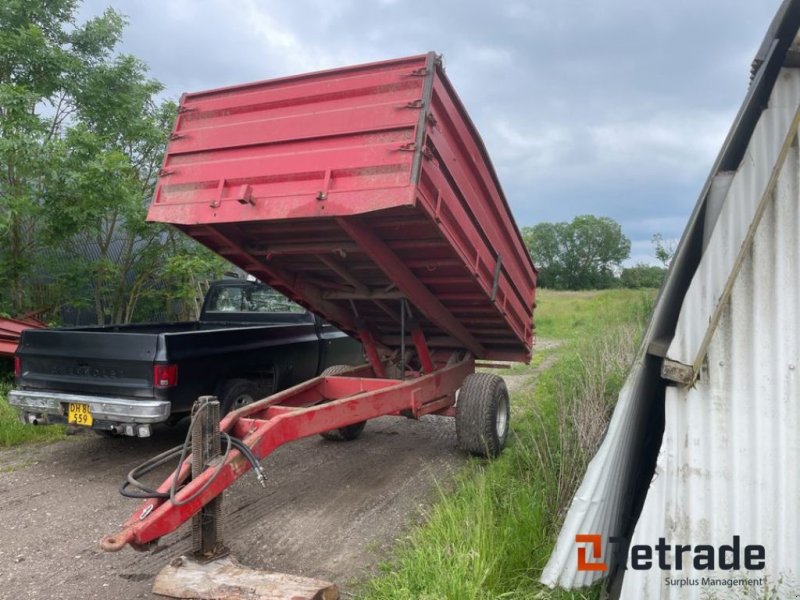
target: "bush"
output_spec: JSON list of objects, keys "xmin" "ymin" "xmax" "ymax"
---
[
  {"xmin": 620, "ymin": 264, "xmax": 665, "ymax": 288},
  {"xmin": 0, "ymin": 358, "xmax": 12, "ymax": 382}
]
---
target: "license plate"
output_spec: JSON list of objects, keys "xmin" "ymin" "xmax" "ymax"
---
[{"xmin": 67, "ymin": 402, "xmax": 93, "ymax": 427}]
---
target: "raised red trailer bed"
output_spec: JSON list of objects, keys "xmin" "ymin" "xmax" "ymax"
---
[
  {"xmin": 148, "ymin": 52, "xmax": 536, "ymax": 362},
  {"xmin": 102, "ymin": 54, "xmax": 537, "ymax": 563}
]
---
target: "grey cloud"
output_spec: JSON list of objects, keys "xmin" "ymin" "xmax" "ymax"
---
[{"xmin": 78, "ymin": 0, "xmax": 783, "ymax": 264}]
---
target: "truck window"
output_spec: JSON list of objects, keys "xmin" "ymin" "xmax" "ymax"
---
[
  {"xmin": 208, "ymin": 286, "xmax": 244, "ymax": 312},
  {"xmin": 247, "ymin": 287, "xmax": 306, "ymax": 314},
  {"xmin": 207, "ymin": 284, "xmax": 306, "ymax": 315}
]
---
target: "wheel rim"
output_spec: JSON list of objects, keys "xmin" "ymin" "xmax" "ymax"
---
[
  {"xmin": 496, "ymin": 393, "xmax": 509, "ymax": 439},
  {"xmin": 233, "ymin": 393, "xmax": 255, "ymax": 410}
]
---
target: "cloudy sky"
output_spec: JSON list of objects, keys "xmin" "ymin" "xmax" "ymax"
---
[{"xmin": 79, "ymin": 0, "xmax": 783, "ymax": 264}]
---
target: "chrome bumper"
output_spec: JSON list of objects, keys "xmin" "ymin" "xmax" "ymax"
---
[{"xmin": 8, "ymin": 390, "xmax": 171, "ymax": 424}]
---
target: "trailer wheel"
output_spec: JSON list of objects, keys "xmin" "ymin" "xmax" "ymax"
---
[
  {"xmin": 220, "ymin": 378, "xmax": 259, "ymax": 414},
  {"xmin": 318, "ymin": 365, "xmax": 366, "ymax": 441},
  {"xmin": 456, "ymin": 373, "xmax": 510, "ymax": 458}
]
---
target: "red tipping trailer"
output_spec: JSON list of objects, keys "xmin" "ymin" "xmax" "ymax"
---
[
  {"xmin": 148, "ymin": 52, "xmax": 536, "ymax": 362},
  {"xmin": 102, "ymin": 53, "xmax": 537, "ymax": 558}
]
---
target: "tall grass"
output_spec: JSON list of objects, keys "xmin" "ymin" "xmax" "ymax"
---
[{"xmin": 359, "ymin": 289, "xmax": 655, "ymax": 600}]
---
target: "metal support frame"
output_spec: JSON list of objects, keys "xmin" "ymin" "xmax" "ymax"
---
[
  {"xmin": 101, "ymin": 354, "xmax": 473, "ymax": 552},
  {"xmin": 409, "ymin": 320, "xmax": 434, "ymax": 374},
  {"xmin": 358, "ymin": 326, "xmax": 386, "ymax": 378},
  {"xmin": 337, "ymin": 217, "xmax": 485, "ymax": 356}
]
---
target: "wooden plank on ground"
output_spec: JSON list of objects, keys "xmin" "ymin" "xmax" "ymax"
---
[{"xmin": 153, "ymin": 555, "xmax": 339, "ymax": 600}]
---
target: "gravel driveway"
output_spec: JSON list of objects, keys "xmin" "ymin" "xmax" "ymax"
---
[{"xmin": 0, "ymin": 413, "xmax": 465, "ymax": 600}]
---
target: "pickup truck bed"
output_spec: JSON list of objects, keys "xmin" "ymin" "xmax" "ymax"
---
[{"xmin": 10, "ymin": 281, "xmax": 363, "ymax": 436}]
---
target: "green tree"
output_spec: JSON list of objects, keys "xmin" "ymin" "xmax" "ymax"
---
[
  {"xmin": 0, "ymin": 0, "xmax": 128, "ymax": 315},
  {"xmin": 522, "ymin": 215, "xmax": 631, "ymax": 289},
  {"xmin": 651, "ymin": 233, "xmax": 676, "ymax": 268},
  {"xmin": 148, "ymin": 239, "xmax": 226, "ymax": 321},
  {"xmin": 0, "ymin": 1, "xmax": 227, "ymax": 323}
]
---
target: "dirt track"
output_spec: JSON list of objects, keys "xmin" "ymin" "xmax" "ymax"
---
[{"xmin": 0, "ymin": 413, "xmax": 464, "ymax": 600}]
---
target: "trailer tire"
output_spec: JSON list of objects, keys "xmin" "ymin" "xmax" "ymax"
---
[
  {"xmin": 456, "ymin": 373, "xmax": 510, "ymax": 458},
  {"xmin": 318, "ymin": 365, "xmax": 367, "ymax": 441},
  {"xmin": 220, "ymin": 378, "xmax": 260, "ymax": 414}
]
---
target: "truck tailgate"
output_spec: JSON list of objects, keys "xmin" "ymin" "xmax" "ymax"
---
[{"xmin": 17, "ymin": 329, "xmax": 157, "ymax": 398}]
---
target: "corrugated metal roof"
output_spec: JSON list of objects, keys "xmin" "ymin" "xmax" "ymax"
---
[
  {"xmin": 621, "ymin": 119, "xmax": 800, "ymax": 598},
  {"xmin": 666, "ymin": 90, "xmax": 800, "ymax": 375},
  {"xmin": 541, "ymin": 0, "xmax": 800, "ymax": 595}
]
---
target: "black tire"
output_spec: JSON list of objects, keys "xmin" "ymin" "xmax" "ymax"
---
[
  {"xmin": 319, "ymin": 365, "xmax": 366, "ymax": 441},
  {"xmin": 456, "ymin": 373, "xmax": 510, "ymax": 458},
  {"xmin": 220, "ymin": 378, "xmax": 260, "ymax": 414}
]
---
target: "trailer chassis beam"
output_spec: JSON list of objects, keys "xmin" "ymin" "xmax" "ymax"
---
[{"xmin": 100, "ymin": 355, "xmax": 473, "ymax": 552}]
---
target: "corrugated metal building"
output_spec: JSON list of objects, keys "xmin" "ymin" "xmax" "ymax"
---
[{"xmin": 542, "ymin": 1, "xmax": 800, "ymax": 597}]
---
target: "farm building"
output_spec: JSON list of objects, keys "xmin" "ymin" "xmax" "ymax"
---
[{"xmin": 542, "ymin": 1, "xmax": 800, "ymax": 598}]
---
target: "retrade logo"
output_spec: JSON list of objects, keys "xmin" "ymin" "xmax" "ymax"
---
[
  {"xmin": 575, "ymin": 534, "xmax": 608, "ymax": 572},
  {"xmin": 575, "ymin": 534, "xmax": 766, "ymax": 572}
]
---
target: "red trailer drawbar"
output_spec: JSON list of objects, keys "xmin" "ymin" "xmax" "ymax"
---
[{"xmin": 102, "ymin": 53, "xmax": 537, "ymax": 556}]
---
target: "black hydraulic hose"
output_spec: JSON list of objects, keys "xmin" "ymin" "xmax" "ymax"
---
[
  {"xmin": 120, "ymin": 400, "xmax": 266, "ymax": 500},
  {"xmin": 167, "ymin": 428, "xmax": 233, "ymax": 507},
  {"xmin": 120, "ymin": 445, "xmax": 182, "ymax": 499},
  {"xmin": 229, "ymin": 435, "xmax": 267, "ymax": 487}
]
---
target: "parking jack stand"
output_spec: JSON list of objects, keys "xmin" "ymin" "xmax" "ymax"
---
[
  {"xmin": 153, "ymin": 396, "xmax": 339, "ymax": 600},
  {"xmin": 191, "ymin": 396, "xmax": 227, "ymax": 561}
]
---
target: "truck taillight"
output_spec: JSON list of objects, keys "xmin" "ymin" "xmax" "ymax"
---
[
  {"xmin": 154, "ymin": 364, "xmax": 178, "ymax": 388},
  {"xmin": 14, "ymin": 356, "xmax": 20, "ymax": 378}
]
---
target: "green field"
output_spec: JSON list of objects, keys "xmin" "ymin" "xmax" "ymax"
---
[{"xmin": 358, "ymin": 288, "xmax": 656, "ymax": 600}]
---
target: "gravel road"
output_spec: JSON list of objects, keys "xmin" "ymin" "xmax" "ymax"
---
[{"xmin": 0, "ymin": 413, "xmax": 465, "ymax": 599}]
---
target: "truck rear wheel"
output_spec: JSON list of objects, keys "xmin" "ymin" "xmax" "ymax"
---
[
  {"xmin": 220, "ymin": 378, "xmax": 259, "ymax": 414},
  {"xmin": 318, "ymin": 365, "xmax": 366, "ymax": 441},
  {"xmin": 456, "ymin": 373, "xmax": 510, "ymax": 458}
]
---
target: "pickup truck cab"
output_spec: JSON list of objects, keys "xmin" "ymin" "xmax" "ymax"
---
[{"xmin": 9, "ymin": 280, "xmax": 363, "ymax": 437}]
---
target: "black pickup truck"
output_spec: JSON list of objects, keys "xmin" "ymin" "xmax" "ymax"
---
[{"xmin": 9, "ymin": 280, "xmax": 363, "ymax": 437}]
